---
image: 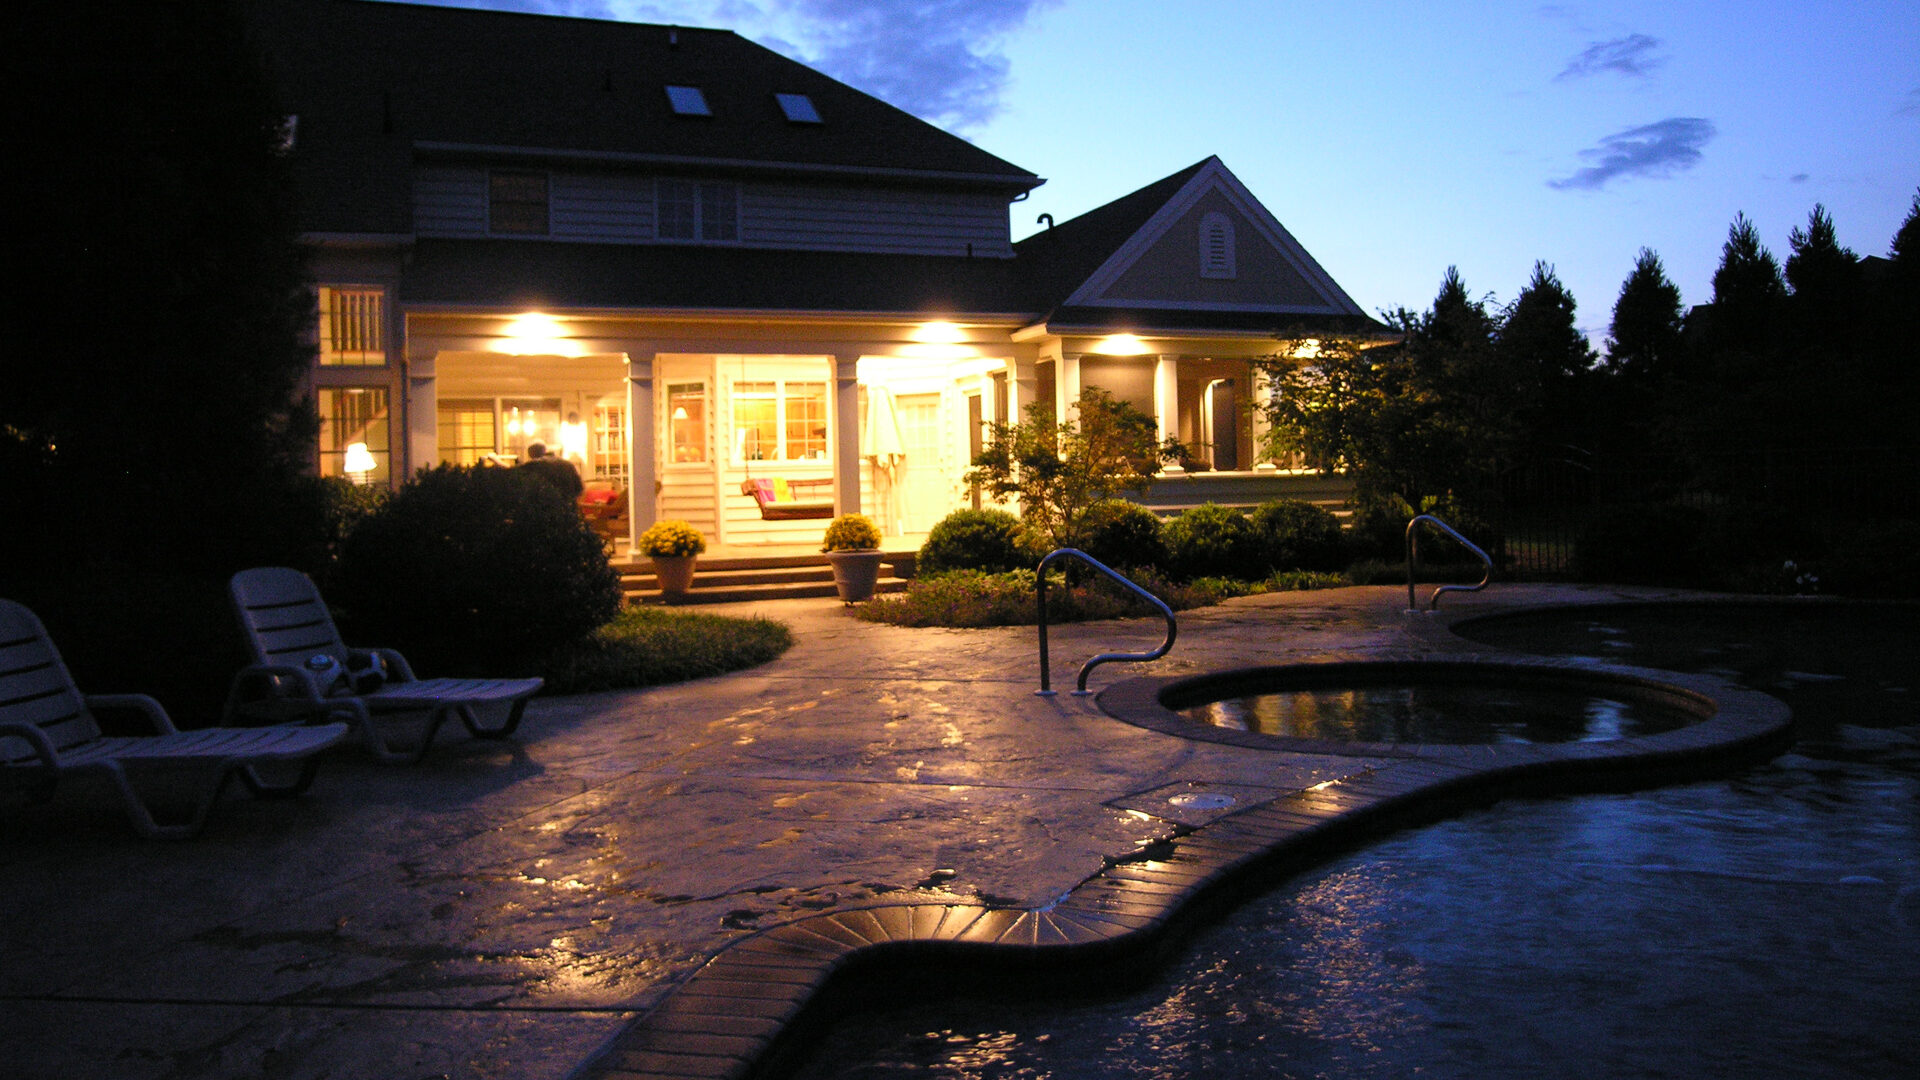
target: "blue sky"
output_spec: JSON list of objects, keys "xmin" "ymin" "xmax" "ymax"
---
[{"xmin": 405, "ymin": 0, "xmax": 1918, "ymax": 340}]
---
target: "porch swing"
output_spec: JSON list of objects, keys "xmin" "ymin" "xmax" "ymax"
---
[{"xmin": 732, "ymin": 362, "xmax": 834, "ymax": 520}]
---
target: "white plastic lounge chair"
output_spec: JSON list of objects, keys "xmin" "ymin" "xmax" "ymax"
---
[
  {"xmin": 0, "ymin": 599, "xmax": 348, "ymax": 839},
  {"xmin": 225, "ymin": 567, "xmax": 542, "ymax": 764}
]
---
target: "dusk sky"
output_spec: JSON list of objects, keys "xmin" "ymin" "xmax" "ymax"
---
[{"xmin": 405, "ymin": 0, "xmax": 1918, "ymax": 341}]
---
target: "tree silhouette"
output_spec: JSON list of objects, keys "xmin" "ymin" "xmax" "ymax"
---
[{"xmin": 1499, "ymin": 261, "xmax": 1595, "ymax": 450}]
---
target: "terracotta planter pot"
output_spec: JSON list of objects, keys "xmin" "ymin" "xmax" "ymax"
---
[
  {"xmin": 648, "ymin": 554, "xmax": 697, "ymax": 595},
  {"xmin": 825, "ymin": 549, "xmax": 884, "ymax": 603}
]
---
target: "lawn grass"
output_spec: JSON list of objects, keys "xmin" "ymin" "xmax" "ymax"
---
[{"xmin": 536, "ymin": 606, "xmax": 794, "ymax": 693}]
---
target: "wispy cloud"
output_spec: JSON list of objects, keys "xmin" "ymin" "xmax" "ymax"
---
[
  {"xmin": 1549, "ymin": 117, "xmax": 1716, "ymax": 190},
  {"xmin": 461, "ymin": 0, "xmax": 1055, "ymax": 133},
  {"xmin": 1556, "ymin": 33, "xmax": 1665, "ymax": 80},
  {"xmin": 1901, "ymin": 87, "xmax": 1920, "ymax": 116}
]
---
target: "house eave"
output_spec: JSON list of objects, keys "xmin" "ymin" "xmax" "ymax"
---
[{"xmin": 413, "ymin": 140, "xmax": 1045, "ymax": 194}]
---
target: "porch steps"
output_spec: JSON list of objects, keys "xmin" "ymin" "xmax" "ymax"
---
[{"xmin": 616, "ymin": 551, "xmax": 917, "ymax": 605}]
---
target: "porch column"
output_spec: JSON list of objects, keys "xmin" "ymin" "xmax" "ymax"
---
[
  {"xmin": 403, "ymin": 352, "xmax": 437, "ymax": 481},
  {"xmin": 1251, "ymin": 366, "xmax": 1278, "ymax": 470},
  {"xmin": 1153, "ymin": 355, "xmax": 1179, "ymax": 446},
  {"xmin": 1060, "ymin": 353, "xmax": 1081, "ymax": 417},
  {"xmin": 834, "ymin": 353, "xmax": 861, "ymax": 517},
  {"xmin": 626, "ymin": 353, "xmax": 657, "ymax": 541}
]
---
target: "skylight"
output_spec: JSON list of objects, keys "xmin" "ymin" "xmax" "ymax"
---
[
  {"xmin": 775, "ymin": 93, "xmax": 822, "ymax": 124},
  {"xmin": 665, "ymin": 85, "xmax": 711, "ymax": 116}
]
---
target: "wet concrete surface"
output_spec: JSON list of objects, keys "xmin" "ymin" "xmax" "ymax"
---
[{"xmin": 0, "ymin": 583, "xmax": 1696, "ymax": 1079}]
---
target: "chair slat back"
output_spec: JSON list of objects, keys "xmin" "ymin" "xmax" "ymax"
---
[
  {"xmin": 0, "ymin": 600, "xmax": 102, "ymax": 761},
  {"xmin": 229, "ymin": 568, "xmax": 349, "ymax": 668}
]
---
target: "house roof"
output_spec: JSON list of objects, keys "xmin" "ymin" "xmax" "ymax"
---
[
  {"xmin": 1015, "ymin": 157, "xmax": 1389, "ymax": 338},
  {"xmin": 247, "ymin": 0, "xmax": 1041, "ymax": 235}
]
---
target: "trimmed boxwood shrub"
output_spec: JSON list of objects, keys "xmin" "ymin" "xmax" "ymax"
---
[
  {"xmin": 330, "ymin": 464, "xmax": 622, "ymax": 674},
  {"xmin": 1163, "ymin": 503, "xmax": 1257, "ymax": 581},
  {"xmin": 1249, "ymin": 499, "xmax": 1347, "ymax": 573},
  {"xmin": 917, "ymin": 508, "xmax": 1035, "ymax": 575},
  {"xmin": 1067, "ymin": 499, "xmax": 1168, "ymax": 571}
]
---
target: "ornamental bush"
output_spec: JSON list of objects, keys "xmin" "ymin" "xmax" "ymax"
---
[
  {"xmin": 1572, "ymin": 502, "xmax": 1711, "ymax": 586},
  {"xmin": 331, "ymin": 463, "xmax": 623, "ymax": 674},
  {"xmin": 1066, "ymin": 499, "xmax": 1168, "ymax": 571},
  {"xmin": 917, "ymin": 508, "xmax": 1036, "ymax": 575},
  {"xmin": 822, "ymin": 513, "xmax": 883, "ymax": 552},
  {"xmin": 1249, "ymin": 499, "xmax": 1347, "ymax": 573},
  {"xmin": 1163, "ymin": 503, "xmax": 1258, "ymax": 581},
  {"xmin": 639, "ymin": 519, "xmax": 707, "ymax": 557}
]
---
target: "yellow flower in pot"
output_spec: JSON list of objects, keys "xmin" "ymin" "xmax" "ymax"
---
[
  {"xmin": 821, "ymin": 513, "xmax": 884, "ymax": 603},
  {"xmin": 638, "ymin": 519, "xmax": 706, "ymax": 597}
]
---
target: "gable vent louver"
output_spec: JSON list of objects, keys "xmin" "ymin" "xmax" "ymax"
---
[{"xmin": 1200, "ymin": 212, "xmax": 1236, "ymax": 279}]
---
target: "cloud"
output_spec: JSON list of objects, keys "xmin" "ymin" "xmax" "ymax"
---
[
  {"xmin": 1549, "ymin": 117, "xmax": 1716, "ymax": 190},
  {"xmin": 767, "ymin": 0, "xmax": 1057, "ymax": 132},
  {"xmin": 452, "ymin": 0, "xmax": 1054, "ymax": 133},
  {"xmin": 1556, "ymin": 33, "xmax": 1664, "ymax": 80}
]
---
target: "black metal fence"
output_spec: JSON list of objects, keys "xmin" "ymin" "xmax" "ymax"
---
[{"xmin": 1453, "ymin": 447, "xmax": 1920, "ymax": 578}]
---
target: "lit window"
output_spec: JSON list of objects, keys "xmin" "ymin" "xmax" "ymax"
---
[
  {"xmin": 437, "ymin": 399, "xmax": 497, "ymax": 467},
  {"xmin": 733, "ymin": 380, "xmax": 827, "ymax": 462},
  {"xmin": 1200, "ymin": 212, "xmax": 1236, "ymax": 279},
  {"xmin": 665, "ymin": 85, "xmax": 711, "ymax": 116},
  {"xmin": 319, "ymin": 388, "xmax": 390, "ymax": 482},
  {"xmin": 775, "ymin": 93, "xmax": 822, "ymax": 123},
  {"xmin": 668, "ymin": 383, "xmax": 707, "ymax": 463},
  {"xmin": 318, "ymin": 286, "xmax": 385, "ymax": 366},
  {"xmin": 656, "ymin": 179, "xmax": 739, "ymax": 242},
  {"xmin": 489, "ymin": 170, "xmax": 549, "ymax": 234}
]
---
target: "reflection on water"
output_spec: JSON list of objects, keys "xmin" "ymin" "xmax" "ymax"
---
[
  {"xmin": 1184, "ymin": 683, "xmax": 1679, "ymax": 744},
  {"xmin": 790, "ymin": 603, "xmax": 1920, "ymax": 1079}
]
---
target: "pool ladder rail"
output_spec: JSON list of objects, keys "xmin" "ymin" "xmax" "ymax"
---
[
  {"xmin": 1406, "ymin": 513, "xmax": 1492, "ymax": 611},
  {"xmin": 1034, "ymin": 548, "xmax": 1178, "ymax": 696}
]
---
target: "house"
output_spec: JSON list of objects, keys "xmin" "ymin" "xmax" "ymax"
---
[{"xmin": 252, "ymin": 0, "xmax": 1384, "ymax": 551}]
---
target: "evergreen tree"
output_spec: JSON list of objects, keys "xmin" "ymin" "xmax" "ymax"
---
[
  {"xmin": 1784, "ymin": 204, "xmax": 1860, "ymax": 340},
  {"xmin": 2, "ymin": 0, "xmax": 318, "ymax": 574},
  {"xmin": 1703, "ymin": 212, "xmax": 1787, "ymax": 354},
  {"xmin": 1499, "ymin": 261, "xmax": 1596, "ymax": 451},
  {"xmin": 1606, "ymin": 248, "xmax": 1685, "ymax": 380}
]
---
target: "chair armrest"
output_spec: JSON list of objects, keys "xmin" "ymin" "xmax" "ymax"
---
[
  {"xmin": 222, "ymin": 663, "xmax": 331, "ymax": 726},
  {"xmin": 352, "ymin": 647, "xmax": 416, "ymax": 682},
  {"xmin": 0, "ymin": 720, "xmax": 60, "ymax": 767},
  {"xmin": 83, "ymin": 693, "xmax": 177, "ymax": 735}
]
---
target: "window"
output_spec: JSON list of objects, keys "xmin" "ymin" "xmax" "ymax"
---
[
  {"xmin": 489, "ymin": 170, "xmax": 549, "ymax": 235},
  {"xmin": 437, "ymin": 399, "xmax": 497, "ymax": 466},
  {"xmin": 775, "ymin": 93, "xmax": 822, "ymax": 123},
  {"xmin": 319, "ymin": 388, "xmax": 390, "ymax": 482},
  {"xmin": 1200, "ymin": 211, "xmax": 1236, "ymax": 279},
  {"xmin": 318, "ymin": 286, "xmax": 385, "ymax": 366},
  {"xmin": 667, "ymin": 383, "xmax": 706, "ymax": 463},
  {"xmin": 656, "ymin": 179, "xmax": 738, "ymax": 242},
  {"xmin": 665, "ymin": 85, "xmax": 711, "ymax": 116},
  {"xmin": 733, "ymin": 379, "xmax": 827, "ymax": 462}
]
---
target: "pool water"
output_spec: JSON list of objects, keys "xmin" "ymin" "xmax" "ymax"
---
[
  {"xmin": 1180, "ymin": 682, "xmax": 1685, "ymax": 744},
  {"xmin": 788, "ymin": 602, "xmax": 1920, "ymax": 1079}
]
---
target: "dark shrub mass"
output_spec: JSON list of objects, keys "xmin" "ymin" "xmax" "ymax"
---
[
  {"xmin": 1249, "ymin": 499, "xmax": 1347, "ymax": 573},
  {"xmin": 1067, "ymin": 500, "xmax": 1168, "ymax": 570},
  {"xmin": 1163, "ymin": 503, "xmax": 1258, "ymax": 580},
  {"xmin": 331, "ymin": 464, "xmax": 622, "ymax": 674},
  {"xmin": 918, "ymin": 508, "xmax": 1036, "ymax": 575}
]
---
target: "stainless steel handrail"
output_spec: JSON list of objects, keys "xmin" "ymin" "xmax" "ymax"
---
[
  {"xmin": 1406, "ymin": 513, "xmax": 1492, "ymax": 611},
  {"xmin": 1034, "ymin": 548, "xmax": 1178, "ymax": 696}
]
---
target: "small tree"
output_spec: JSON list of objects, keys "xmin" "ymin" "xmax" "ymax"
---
[{"xmin": 965, "ymin": 388, "xmax": 1159, "ymax": 545}]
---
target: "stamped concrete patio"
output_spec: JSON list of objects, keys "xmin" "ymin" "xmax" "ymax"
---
[{"xmin": 0, "ymin": 582, "xmax": 1719, "ymax": 1080}]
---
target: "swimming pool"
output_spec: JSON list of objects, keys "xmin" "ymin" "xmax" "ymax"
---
[{"xmin": 785, "ymin": 600, "xmax": 1920, "ymax": 1079}]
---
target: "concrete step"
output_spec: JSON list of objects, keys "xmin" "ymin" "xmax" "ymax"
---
[{"xmin": 617, "ymin": 551, "xmax": 916, "ymax": 605}]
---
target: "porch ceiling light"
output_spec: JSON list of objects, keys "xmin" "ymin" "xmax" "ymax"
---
[
  {"xmin": 1093, "ymin": 333, "xmax": 1150, "ymax": 356},
  {"xmin": 911, "ymin": 321, "xmax": 966, "ymax": 344},
  {"xmin": 497, "ymin": 312, "xmax": 584, "ymax": 357}
]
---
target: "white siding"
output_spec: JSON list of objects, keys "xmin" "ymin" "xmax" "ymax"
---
[{"xmin": 412, "ymin": 167, "xmax": 1011, "ymax": 255}]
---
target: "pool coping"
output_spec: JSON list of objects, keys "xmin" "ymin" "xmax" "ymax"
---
[{"xmin": 572, "ymin": 648, "xmax": 1792, "ymax": 1080}]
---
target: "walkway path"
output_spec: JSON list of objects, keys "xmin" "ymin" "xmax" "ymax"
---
[{"xmin": 0, "ymin": 583, "xmax": 1714, "ymax": 1079}]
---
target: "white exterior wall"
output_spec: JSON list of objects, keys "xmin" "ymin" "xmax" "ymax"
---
[{"xmin": 413, "ymin": 167, "xmax": 1012, "ymax": 257}]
